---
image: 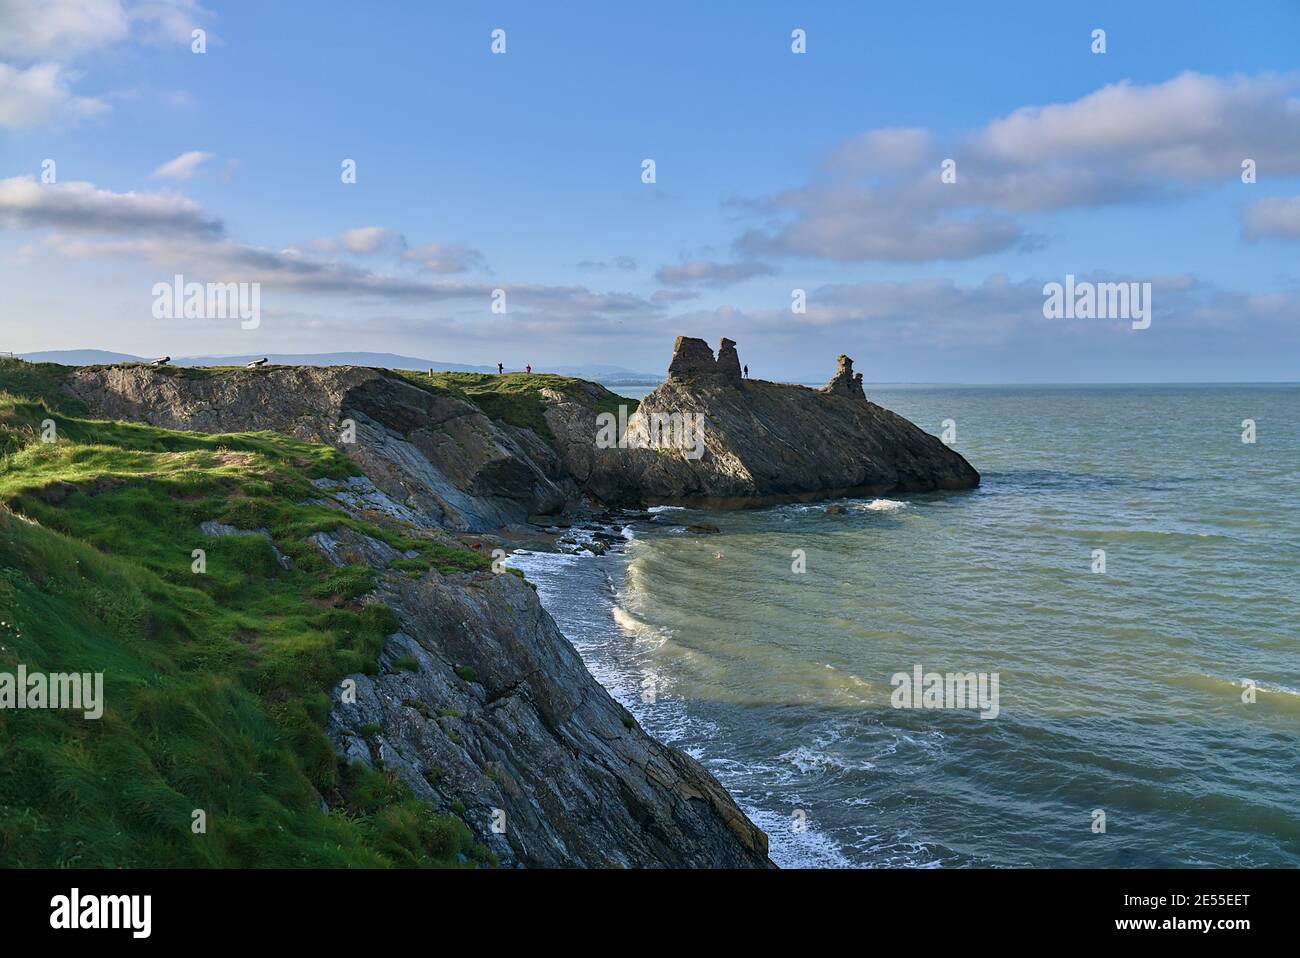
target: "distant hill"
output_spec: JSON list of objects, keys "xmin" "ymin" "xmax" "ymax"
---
[
  {"xmin": 15, "ymin": 349, "xmax": 660, "ymax": 384},
  {"xmin": 178, "ymin": 352, "xmax": 495, "ymax": 373},
  {"xmin": 14, "ymin": 349, "xmax": 145, "ymax": 365}
]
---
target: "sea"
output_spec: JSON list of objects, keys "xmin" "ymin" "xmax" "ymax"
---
[{"xmin": 506, "ymin": 384, "xmax": 1299, "ymax": 868}]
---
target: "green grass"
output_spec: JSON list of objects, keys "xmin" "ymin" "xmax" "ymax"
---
[
  {"xmin": 454, "ymin": 665, "xmax": 477, "ymax": 683},
  {"xmin": 0, "ymin": 358, "xmax": 493, "ymax": 867},
  {"xmin": 392, "ymin": 370, "xmax": 635, "ymax": 446}
]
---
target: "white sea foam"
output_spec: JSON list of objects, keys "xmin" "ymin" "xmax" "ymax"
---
[
  {"xmin": 858, "ymin": 498, "xmax": 908, "ymax": 512},
  {"xmin": 778, "ymin": 744, "xmax": 877, "ymax": 775},
  {"xmin": 744, "ymin": 805, "xmax": 854, "ymax": 869},
  {"xmin": 611, "ymin": 604, "xmax": 669, "ymax": 647}
]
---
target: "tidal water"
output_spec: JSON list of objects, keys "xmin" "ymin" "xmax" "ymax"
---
[{"xmin": 508, "ymin": 384, "xmax": 1299, "ymax": 867}]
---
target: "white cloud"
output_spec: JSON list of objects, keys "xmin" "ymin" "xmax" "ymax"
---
[
  {"xmin": 651, "ymin": 289, "xmax": 701, "ymax": 304},
  {"xmin": 0, "ymin": 61, "xmax": 107, "ymax": 128},
  {"xmin": 825, "ymin": 128, "xmax": 937, "ymax": 175},
  {"xmin": 735, "ymin": 184, "xmax": 1027, "ymax": 262},
  {"xmin": 336, "ymin": 226, "xmax": 398, "ymax": 254},
  {"xmin": 577, "ymin": 255, "xmax": 637, "ymax": 271},
  {"xmin": 978, "ymin": 72, "xmax": 1300, "ymax": 178},
  {"xmin": 150, "ymin": 150, "xmax": 213, "ymax": 180},
  {"xmin": 733, "ymin": 72, "xmax": 1300, "ymax": 263},
  {"xmin": 311, "ymin": 230, "xmax": 484, "ymax": 270},
  {"xmin": 401, "ymin": 242, "xmax": 486, "ymax": 274},
  {"xmin": 0, "ymin": 1, "xmax": 212, "ymax": 129},
  {"xmin": 0, "ymin": 0, "xmax": 212, "ymax": 58},
  {"xmin": 0, "ymin": 176, "xmax": 222, "ymax": 235},
  {"xmin": 50, "ymin": 232, "xmax": 667, "ymax": 329},
  {"xmin": 1242, "ymin": 195, "xmax": 1300, "ymax": 240},
  {"xmin": 681, "ymin": 273, "xmax": 1299, "ymax": 360},
  {"xmin": 654, "ymin": 259, "xmax": 775, "ymax": 288},
  {"xmin": 129, "ymin": 0, "xmax": 214, "ymax": 48},
  {"xmin": 0, "ymin": 0, "xmax": 130, "ymax": 58}
]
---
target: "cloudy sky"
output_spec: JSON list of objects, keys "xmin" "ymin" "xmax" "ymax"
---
[{"xmin": 2, "ymin": 0, "xmax": 1298, "ymax": 382}]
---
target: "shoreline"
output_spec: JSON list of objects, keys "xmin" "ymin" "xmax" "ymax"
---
[{"xmin": 500, "ymin": 503, "xmax": 858, "ymax": 869}]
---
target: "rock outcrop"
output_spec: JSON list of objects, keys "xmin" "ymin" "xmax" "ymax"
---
[
  {"xmin": 65, "ymin": 345, "xmax": 979, "ymax": 517},
  {"xmin": 823, "ymin": 354, "xmax": 866, "ymax": 400},
  {"xmin": 324, "ymin": 546, "xmax": 771, "ymax": 867},
  {"xmin": 544, "ymin": 337, "xmax": 980, "ymax": 506},
  {"xmin": 64, "ymin": 365, "xmax": 574, "ymax": 532}
]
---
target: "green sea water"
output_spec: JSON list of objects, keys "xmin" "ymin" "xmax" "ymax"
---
[{"xmin": 510, "ymin": 384, "xmax": 1299, "ymax": 867}]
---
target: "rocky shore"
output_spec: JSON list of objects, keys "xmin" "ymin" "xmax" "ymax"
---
[{"xmin": 58, "ymin": 338, "xmax": 978, "ymax": 867}]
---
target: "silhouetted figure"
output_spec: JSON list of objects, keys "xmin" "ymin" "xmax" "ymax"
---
[
  {"xmin": 247, "ymin": 357, "xmax": 267, "ymax": 368},
  {"xmin": 498, "ymin": 363, "xmax": 504, "ymax": 374},
  {"xmin": 743, "ymin": 364, "xmax": 748, "ymax": 378},
  {"xmin": 150, "ymin": 356, "xmax": 170, "ymax": 367},
  {"xmin": 525, "ymin": 364, "xmax": 532, "ymax": 374}
]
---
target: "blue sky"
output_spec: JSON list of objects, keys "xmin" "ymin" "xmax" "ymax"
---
[{"xmin": 2, "ymin": 0, "xmax": 1298, "ymax": 381}]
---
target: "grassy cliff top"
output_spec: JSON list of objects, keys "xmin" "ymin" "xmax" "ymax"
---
[
  {"xmin": 0, "ymin": 357, "xmax": 493, "ymax": 867},
  {"xmin": 0, "ymin": 359, "xmax": 636, "ymax": 449},
  {"xmin": 393, "ymin": 370, "xmax": 635, "ymax": 445}
]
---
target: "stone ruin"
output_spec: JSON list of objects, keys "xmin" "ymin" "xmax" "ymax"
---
[
  {"xmin": 666, "ymin": 336, "xmax": 743, "ymax": 386},
  {"xmin": 666, "ymin": 337, "xmax": 865, "ymax": 399},
  {"xmin": 822, "ymin": 354, "xmax": 866, "ymax": 400}
]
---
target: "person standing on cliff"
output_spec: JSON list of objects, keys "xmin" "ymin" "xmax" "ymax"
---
[
  {"xmin": 526, "ymin": 364, "xmax": 532, "ymax": 374},
  {"xmin": 744, "ymin": 364, "xmax": 749, "ymax": 378},
  {"xmin": 497, "ymin": 362, "xmax": 504, "ymax": 374}
]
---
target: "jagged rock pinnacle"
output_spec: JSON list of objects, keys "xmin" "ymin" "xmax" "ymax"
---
[
  {"xmin": 823, "ymin": 354, "xmax": 866, "ymax": 400},
  {"xmin": 715, "ymin": 338, "xmax": 743, "ymax": 384}
]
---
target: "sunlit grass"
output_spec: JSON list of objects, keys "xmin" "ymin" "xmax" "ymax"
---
[{"xmin": 0, "ymin": 359, "xmax": 493, "ymax": 867}]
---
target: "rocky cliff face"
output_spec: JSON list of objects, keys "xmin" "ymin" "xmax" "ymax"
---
[
  {"xmin": 65, "ymin": 347, "xmax": 978, "ymax": 516},
  {"xmin": 64, "ymin": 365, "xmax": 574, "ymax": 532},
  {"xmin": 61, "ymin": 363, "xmax": 775, "ymax": 868},
  {"xmin": 544, "ymin": 337, "xmax": 980, "ymax": 507},
  {"xmin": 312, "ymin": 518, "xmax": 770, "ymax": 868}
]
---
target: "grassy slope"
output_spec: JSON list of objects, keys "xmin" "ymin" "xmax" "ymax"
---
[
  {"xmin": 392, "ymin": 370, "xmax": 635, "ymax": 445},
  {"xmin": 0, "ymin": 359, "xmax": 494, "ymax": 867}
]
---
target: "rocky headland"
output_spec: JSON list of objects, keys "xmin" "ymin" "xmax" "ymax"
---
[
  {"xmin": 51, "ymin": 338, "xmax": 978, "ymax": 867},
  {"xmin": 546, "ymin": 336, "xmax": 980, "ymax": 507},
  {"xmin": 65, "ymin": 337, "xmax": 977, "ymax": 521}
]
